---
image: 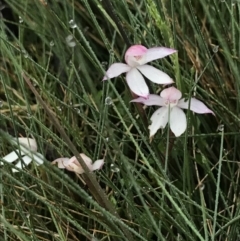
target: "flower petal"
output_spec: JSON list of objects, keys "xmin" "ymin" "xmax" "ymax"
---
[
  {"xmin": 130, "ymin": 94, "xmax": 165, "ymax": 106},
  {"xmin": 103, "ymin": 63, "xmax": 131, "ymax": 80},
  {"xmin": 66, "ymin": 153, "xmax": 93, "ymax": 174},
  {"xmin": 52, "ymin": 154, "xmax": 103, "ymax": 174},
  {"xmin": 149, "ymin": 107, "xmax": 169, "ymax": 138},
  {"xmin": 170, "ymin": 107, "xmax": 187, "ymax": 137},
  {"xmin": 138, "ymin": 47, "xmax": 177, "ymax": 65},
  {"xmin": 160, "ymin": 86, "xmax": 182, "ymax": 100},
  {"xmin": 92, "ymin": 159, "xmax": 104, "ymax": 171},
  {"xmin": 178, "ymin": 98, "xmax": 214, "ymax": 114},
  {"xmin": 79, "ymin": 153, "xmax": 93, "ymax": 166},
  {"xmin": 12, "ymin": 155, "xmax": 32, "ymax": 173},
  {"xmin": 126, "ymin": 68, "xmax": 149, "ymax": 98},
  {"xmin": 17, "ymin": 138, "xmax": 38, "ymax": 152},
  {"xmin": 11, "ymin": 138, "xmax": 37, "ymax": 156},
  {"xmin": 2, "ymin": 150, "xmax": 20, "ymax": 164},
  {"xmin": 52, "ymin": 157, "xmax": 70, "ymax": 168},
  {"xmin": 125, "ymin": 45, "xmax": 148, "ymax": 67},
  {"xmin": 125, "ymin": 45, "xmax": 148, "ymax": 57},
  {"xmin": 67, "ymin": 161, "xmax": 85, "ymax": 174},
  {"xmin": 63, "ymin": 156, "xmax": 83, "ymax": 173},
  {"xmin": 137, "ymin": 65, "xmax": 174, "ymax": 84},
  {"xmin": 31, "ymin": 152, "xmax": 44, "ymax": 165}
]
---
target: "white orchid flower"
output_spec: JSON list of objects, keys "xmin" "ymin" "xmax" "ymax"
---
[
  {"xmin": 52, "ymin": 153, "xmax": 104, "ymax": 174},
  {"xmin": 103, "ymin": 44, "xmax": 176, "ymax": 98},
  {"xmin": 131, "ymin": 86, "xmax": 214, "ymax": 137},
  {"xmin": 1, "ymin": 137, "xmax": 44, "ymax": 173}
]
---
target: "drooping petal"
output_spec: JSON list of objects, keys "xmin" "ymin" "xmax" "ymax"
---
[
  {"xmin": 52, "ymin": 157, "xmax": 70, "ymax": 169},
  {"xmin": 10, "ymin": 139, "xmax": 37, "ymax": 157},
  {"xmin": 79, "ymin": 153, "xmax": 93, "ymax": 166},
  {"xmin": 138, "ymin": 47, "xmax": 177, "ymax": 65},
  {"xmin": 178, "ymin": 98, "xmax": 214, "ymax": 114},
  {"xmin": 52, "ymin": 154, "xmax": 103, "ymax": 174},
  {"xmin": 65, "ymin": 156, "xmax": 84, "ymax": 173},
  {"xmin": 137, "ymin": 65, "xmax": 174, "ymax": 84},
  {"xmin": 130, "ymin": 94, "xmax": 165, "ymax": 106},
  {"xmin": 92, "ymin": 159, "xmax": 104, "ymax": 171},
  {"xmin": 66, "ymin": 153, "xmax": 93, "ymax": 174},
  {"xmin": 126, "ymin": 68, "xmax": 149, "ymax": 98},
  {"xmin": 125, "ymin": 45, "xmax": 148, "ymax": 66},
  {"xmin": 170, "ymin": 107, "xmax": 187, "ymax": 137},
  {"xmin": 66, "ymin": 160, "xmax": 85, "ymax": 174},
  {"xmin": 103, "ymin": 63, "xmax": 131, "ymax": 80},
  {"xmin": 149, "ymin": 107, "xmax": 169, "ymax": 138},
  {"xmin": 160, "ymin": 86, "xmax": 182, "ymax": 101},
  {"xmin": 12, "ymin": 155, "xmax": 32, "ymax": 173}
]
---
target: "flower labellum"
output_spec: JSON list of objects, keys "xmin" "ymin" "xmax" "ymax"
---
[
  {"xmin": 52, "ymin": 153, "xmax": 104, "ymax": 174},
  {"xmin": 103, "ymin": 45, "xmax": 177, "ymax": 98},
  {"xmin": 131, "ymin": 86, "xmax": 214, "ymax": 137},
  {"xmin": 1, "ymin": 137, "xmax": 44, "ymax": 173}
]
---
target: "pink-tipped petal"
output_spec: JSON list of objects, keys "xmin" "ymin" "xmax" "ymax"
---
[
  {"xmin": 103, "ymin": 63, "xmax": 131, "ymax": 80},
  {"xmin": 178, "ymin": 98, "xmax": 214, "ymax": 114},
  {"xmin": 92, "ymin": 159, "xmax": 104, "ymax": 171},
  {"xmin": 125, "ymin": 45, "xmax": 147, "ymax": 58},
  {"xmin": 160, "ymin": 86, "xmax": 182, "ymax": 101},
  {"xmin": 52, "ymin": 157, "xmax": 70, "ymax": 169},
  {"xmin": 170, "ymin": 107, "xmax": 187, "ymax": 137},
  {"xmin": 149, "ymin": 107, "xmax": 169, "ymax": 138},
  {"xmin": 125, "ymin": 45, "xmax": 148, "ymax": 66},
  {"xmin": 139, "ymin": 47, "xmax": 177, "ymax": 65},
  {"xmin": 79, "ymin": 153, "xmax": 93, "ymax": 166},
  {"xmin": 126, "ymin": 68, "xmax": 149, "ymax": 98},
  {"xmin": 137, "ymin": 65, "xmax": 174, "ymax": 84},
  {"xmin": 130, "ymin": 94, "xmax": 165, "ymax": 106}
]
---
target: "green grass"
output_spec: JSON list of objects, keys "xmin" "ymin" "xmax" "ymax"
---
[{"xmin": 0, "ymin": 0, "xmax": 240, "ymax": 240}]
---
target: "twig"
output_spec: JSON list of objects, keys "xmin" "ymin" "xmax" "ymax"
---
[{"xmin": 22, "ymin": 72, "xmax": 134, "ymax": 241}]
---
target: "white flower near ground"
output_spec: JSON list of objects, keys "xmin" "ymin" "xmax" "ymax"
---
[
  {"xmin": 103, "ymin": 44, "xmax": 176, "ymax": 98},
  {"xmin": 1, "ymin": 137, "xmax": 44, "ymax": 173},
  {"xmin": 52, "ymin": 153, "xmax": 104, "ymax": 174}
]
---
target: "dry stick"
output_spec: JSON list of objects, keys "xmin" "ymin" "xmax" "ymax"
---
[{"xmin": 22, "ymin": 73, "xmax": 134, "ymax": 241}]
